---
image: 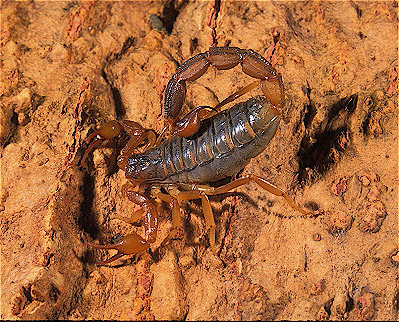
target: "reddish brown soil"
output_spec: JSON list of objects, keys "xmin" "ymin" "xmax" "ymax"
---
[{"xmin": 1, "ymin": 1, "xmax": 397, "ymax": 320}]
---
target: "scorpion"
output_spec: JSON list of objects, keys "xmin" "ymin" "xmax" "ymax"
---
[{"xmin": 84, "ymin": 46, "xmax": 312, "ymax": 264}]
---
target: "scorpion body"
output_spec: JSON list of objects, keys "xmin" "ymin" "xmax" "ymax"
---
[
  {"xmin": 84, "ymin": 46, "xmax": 311, "ymax": 265},
  {"xmin": 127, "ymin": 97, "xmax": 280, "ymax": 184}
]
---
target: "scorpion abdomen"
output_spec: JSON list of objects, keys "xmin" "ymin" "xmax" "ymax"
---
[{"xmin": 127, "ymin": 97, "xmax": 280, "ymax": 183}]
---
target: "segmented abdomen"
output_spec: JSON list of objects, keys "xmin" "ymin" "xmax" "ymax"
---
[{"xmin": 127, "ymin": 97, "xmax": 280, "ymax": 184}]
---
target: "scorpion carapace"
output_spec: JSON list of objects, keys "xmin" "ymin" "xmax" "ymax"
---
[{"xmin": 84, "ymin": 46, "xmax": 312, "ymax": 265}]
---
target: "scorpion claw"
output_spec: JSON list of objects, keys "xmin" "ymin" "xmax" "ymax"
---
[
  {"xmin": 82, "ymin": 120, "xmax": 124, "ymax": 164},
  {"xmin": 88, "ymin": 233, "xmax": 150, "ymax": 265},
  {"xmin": 81, "ymin": 137, "xmax": 103, "ymax": 164},
  {"xmin": 82, "ymin": 120, "xmax": 152, "ymax": 166},
  {"xmin": 89, "ymin": 120, "xmax": 123, "ymax": 141}
]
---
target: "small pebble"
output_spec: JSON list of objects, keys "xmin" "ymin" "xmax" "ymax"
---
[{"xmin": 313, "ymin": 233, "xmax": 322, "ymax": 241}]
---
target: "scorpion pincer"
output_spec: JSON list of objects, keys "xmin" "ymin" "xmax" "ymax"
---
[{"xmin": 83, "ymin": 46, "xmax": 312, "ymax": 264}]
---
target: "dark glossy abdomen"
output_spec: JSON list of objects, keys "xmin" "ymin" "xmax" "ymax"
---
[{"xmin": 126, "ymin": 97, "xmax": 280, "ymax": 184}]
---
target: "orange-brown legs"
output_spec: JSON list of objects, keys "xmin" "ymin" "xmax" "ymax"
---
[
  {"xmin": 156, "ymin": 175, "xmax": 312, "ymax": 255},
  {"xmin": 155, "ymin": 191, "xmax": 183, "ymax": 246},
  {"xmin": 84, "ymin": 121, "xmax": 159, "ymax": 264},
  {"xmin": 203, "ymin": 174, "xmax": 312, "ymax": 216},
  {"xmin": 89, "ymin": 183, "xmax": 158, "ymax": 265},
  {"xmin": 90, "ymin": 173, "xmax": 311, "ymax": 263},
  {"xmin": 121, "ymin": 183, "xmax": 158, "ymax": 243},
  {"xmin": 175, "ymin": 191, "xmax": 216, "ymax": 253},
  {"xmin": 156, "ymin": 189, "xmax": 217, "ymax": 253},
  {"xmin": 214, "ymin": 81, "xmax": 260, "ymax": 110}
]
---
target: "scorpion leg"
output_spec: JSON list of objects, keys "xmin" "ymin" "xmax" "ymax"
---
[
  {"xmin": 154, "ymin": 191, "xmax": 183, "ymax": 246},
  {"xmin": 121, "ymin": 183, "xmax": 159, "ymax": 243},
  {"xmin": 167, "ymin": 175, "xmax": 311, "ymax": 255},
  {"xmin": 89, "ymin": 183, "xmax": 158, "ymax": 264},
  {"xmin": 154, "ymin": 188, "xmax": 216, "ymax": 252},
  {"xmin": 155, "ymin": 173, "xmax": 310, "ymax": 255},
  {"xmin": 201, "ymin": 174, "xmax": 312, "ymax": 216},
  {"xmin": 174, "ymin": 190, "xmax": 216, "ymax": 254},
  {"xmin": 214, "ymin": 80, "xmax": 260, "ymax": 110}
]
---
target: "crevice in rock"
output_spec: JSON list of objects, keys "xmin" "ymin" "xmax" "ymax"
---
[
  {"xmin": 78, "ymin": 172, "xmax": 101, "ymax": 239},
  {"xmin": 296, "ymin": 94, "xmax": 358, "ymax": 184},
  {"xmin": 159, "ymin": 0, "xmax": 188, "ymax": 34},
  {"xmin": 101, "ymin": 69, "xmax": 125, "ymax": 119},
  {"xmin": 302, "ymin": 84, "xmax": 317, "ymax": 129},
  {"xmin": 101, "ymin": 37, "xmax": 136, "ymax": 119}
]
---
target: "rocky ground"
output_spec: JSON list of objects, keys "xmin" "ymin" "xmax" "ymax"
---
[{"xmin": 1, "ymin": 0, "xmax": 398, "ymax": 320}]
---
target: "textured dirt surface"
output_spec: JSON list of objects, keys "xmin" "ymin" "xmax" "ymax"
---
[{"xmin": 1, "ymin": 0, "xmax": 398, "ymax": 320}]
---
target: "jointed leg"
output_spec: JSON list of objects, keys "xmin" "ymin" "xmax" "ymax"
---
[
  {"xmin": 214, "ymin": 81, "xmax": 260, "ymax": 110},
  {"xmin": 174, "ymin": 190, "xmax": 216, "ymax": 254},
  {"xmin": 200, "ymin": 174, "xmax": 312, "ymax": 216},
  {"xmin": 155, "ymin": 191, "xmax": 183, "ymax": 246},
  {"xmin": 155, "ymin": 187, "xmax": 217, "ymax": 253},
  {"xmin": 121, "ymin": 183, "xmax": 159, "ymax": 243},
  {"xmin": 157, "ymin": 174, "xmax": 310, "ymax": 254}
]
